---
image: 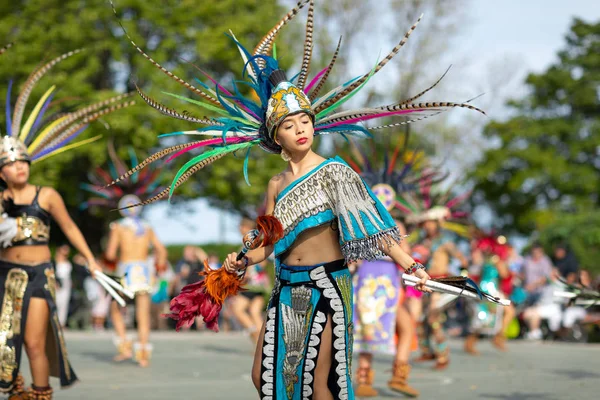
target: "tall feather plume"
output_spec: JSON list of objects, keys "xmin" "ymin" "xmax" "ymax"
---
[
  {"xmin": 309, "ymin": 36, "xmax": 342, "ymax": 101},
  {"xmin": 314, "ymin": 15, "xmax": 423, "ymax": 114},
  {"xmin": 296, "ymin": 0, "xmax": 315, "ymax": 90},
  {"xmin": 252, "ymin": 0, "xmax": 311, "ymax": 68},
  {"xmin": 133, "ymin": 82, "xmax": 222, "ymax": 125},
  {"xmin": 29, "ymin": 99, "xmax": 136, "ymax": 156},
  {"xmin": 102, "ymin": 140, "xmax": 209, "ymax": 188},
  {"xmin": 377, "ymin": 101, "xmax": 486, "ymax": 116},
  {"xmin": 369, "ymin": 112, "xmax": 445, "ymax": 130},
  {"xmin": 109, "ymin": 0, "xmax": 222, "ymax": 107},
  {"xmin": 107, "ymin": 140, "xmax": 128, "ymax": 177},
  {"xmin": 28, "ymin": 93, "xmax": 135, "ymax": 151},
  {"xmin": 398, "ymin": 65, "xmax": 452, "ymax": 105},
  {"xmin": 11, "ymin": 49, "xmax": 83, "ymax": 136},
  {"xmin": 117, "ymin": 150, "xmax": 231, "ymax": 210}
]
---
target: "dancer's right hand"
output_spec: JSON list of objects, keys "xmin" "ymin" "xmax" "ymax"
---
[{"xmin": 223, "ymin": 252, "xmax": 246, "ymax": 273}]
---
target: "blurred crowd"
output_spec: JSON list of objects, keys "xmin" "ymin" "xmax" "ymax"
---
[
  {"xmin": 50, "ymin": 235, "xmax": 599, "ymax": 343},
  {"xmin": 52, "ymin": 218, "xmax": 274, "ymax": 343}
]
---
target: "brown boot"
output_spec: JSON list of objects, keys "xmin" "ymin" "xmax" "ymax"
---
[
  {"xmin": 464, "ymin": 334, "xmax": 480, "ymax": 355},
  {"xmin": 492, "ymin": 333, "xmax": 507, "ymax": 352},
  {"xmin": 388, "ymin": 362, "xmax": 420, "ymax": 397},
  {"xmin": 354, "ymin": 367, "xmax": 379, "ymax": 397},
  {"xmin": 134, "ymin": 342, "xmax": 153, "ymax": 368},
  {"xmin": 113, "ymin": 337, "xmax": 133, "ymax": 362},
  {"xmin": 433, "ymin": 347, "xmax": 449, "ymax": 371},
  {"xmin": 413, "ymin": 353, "xmax": 435, "ymax": 363},
  {"xmin": 26, "ymin": 385, "xmax": 53, "ymax": 400},
  {"xmin": 8, "ymin": 374, "xmax": 28, "ymax": 400}
]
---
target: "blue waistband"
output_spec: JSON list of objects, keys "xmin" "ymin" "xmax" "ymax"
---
[{"xmin": 278, "ymin": 259, "xmax": 346, "ymax": 283}]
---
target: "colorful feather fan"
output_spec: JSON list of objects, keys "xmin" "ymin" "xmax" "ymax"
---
[
  {"xmin": 107, "ymin": 0, "xmax": 485, "ymax": 208},
  {"xmin": 79, "ymin": 141, "xmax": 164, "ymax": 211},
  {"xmin": 1, "ymin": 44, "xmax": 135, "ymax": 164}
]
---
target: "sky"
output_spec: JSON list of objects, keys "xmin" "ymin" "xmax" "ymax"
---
[{"xmin": 145, "ymin": 0, "xmax": 600, "ymax": 245}]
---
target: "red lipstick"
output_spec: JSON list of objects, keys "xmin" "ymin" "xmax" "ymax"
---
[{"xmin": 296, "ymin": 138, "xmax": 307, "ymax": 145}]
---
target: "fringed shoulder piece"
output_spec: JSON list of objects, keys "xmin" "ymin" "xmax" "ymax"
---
[{"xmin": 273, "ymin": 156, "xmax": 401, "ymax": 260}]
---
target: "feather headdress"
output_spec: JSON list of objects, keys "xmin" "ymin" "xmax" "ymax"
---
[
  {"xmin": 341, "ymin": 139, "xmax": 444, "ymax": 215},
  {"xmin": 80, "ymin": 141, "xmax": 163, "ymax": 215},
  {"xmin": 0, "ymin": 44, "xmax": 135, "ymax": 167},
  {"xmin": 397, "ymin": 162, "xmax": 472, "ymax": 237},
  {"xmin": 108, "ymin": 0, "xmax": 485, "ymax": 208}
]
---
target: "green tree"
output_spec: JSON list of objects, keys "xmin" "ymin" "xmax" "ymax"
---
[
  {"xmin": 470, "ymin": 18, "xmax": 600, "ymax": 233},
  {"xmin": 0, "ymin": 0, "xmax": 289, "ymax": 248},
  {"xmin": 538, "ymin": 211, "xmax": 600, "ymax": 275}
]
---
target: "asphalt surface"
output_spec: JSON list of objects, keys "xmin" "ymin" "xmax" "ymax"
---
[{"xmin": 15, "ymin": 330, "xmax": 600, "ymax": 399}]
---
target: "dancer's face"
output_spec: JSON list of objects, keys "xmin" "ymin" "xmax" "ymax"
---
[
  {"xmin": 0, "ymin": 160, "xmax": 30, "ymax": 185},
  {"xmin": 275, "ymin": 112, "xmax": 314, "ymax": 155},
  {"xmin": 422, "ymin": 220, "xmax": 440, "ymax": 237}
]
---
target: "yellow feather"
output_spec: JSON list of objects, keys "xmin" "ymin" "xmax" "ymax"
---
[
  {"xmin": 32, "ymin": 134, "xmax": 102, "ymax": 164},
  {"xmin": 27, "ymin": 114, "xmax": 70, "ymax": 153},
  {"xmin": 19, "ymin": 85, "xmax": 56, "ymax": 142}
]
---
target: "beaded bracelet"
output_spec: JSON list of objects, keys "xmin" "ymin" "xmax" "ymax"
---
[{"xmin": 405, "ymin": 262, "xmax": 425, "ymax": 275}]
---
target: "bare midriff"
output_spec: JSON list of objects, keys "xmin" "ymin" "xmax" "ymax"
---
[
  {"xmin": 1, "ymin": 246, "xmax": 51, "ymax": 264},
  {"xmin": 280, "ymin": 224, "xmax": 344, "ymax": 267},
  {"xmin": 428, "ymin": 246, "xmax": 450, "ymax": 277}
]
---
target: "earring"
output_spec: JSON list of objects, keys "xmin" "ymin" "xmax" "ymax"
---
[{"xmin": 280, "ymin": 149, "xmax": 291, "ymax": 162}]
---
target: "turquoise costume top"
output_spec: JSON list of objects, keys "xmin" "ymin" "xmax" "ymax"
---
[{"xmin": 273, "ymin": 156, "xmax": 402, "ymax": 263}]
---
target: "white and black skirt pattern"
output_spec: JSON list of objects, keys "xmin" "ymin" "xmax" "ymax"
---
[{"xmin": 261, "ymin": 259, "xmax": 354, "ymax": 400}]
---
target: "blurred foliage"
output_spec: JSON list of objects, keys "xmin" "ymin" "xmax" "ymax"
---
[
  {"xmin": 1, "ymin": 0, "xmax": 472, "ymax": 252},
  {"xmin": 537, "ymin": 211, "xmax": 600, "ymax": 275},
  {"xmin": 0, "ymin": 0, "xmax": 294, "ymax": 249},
  {"xmin": 471, "ymin": 18, "xmax": 600, "ymax": 233},
  {"xmin": 164, "ymin": 243, "xmax": 238, "ymax": 265}
]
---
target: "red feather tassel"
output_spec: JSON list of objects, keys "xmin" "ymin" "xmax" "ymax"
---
[{"xmin": 165, "ymin": 216, "xmax": 284, "ymax": 332}]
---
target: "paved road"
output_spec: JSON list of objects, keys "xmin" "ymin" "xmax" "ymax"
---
[{"xmin": 18, "ymin": 331, "xmax": 600, "ymax": 399}]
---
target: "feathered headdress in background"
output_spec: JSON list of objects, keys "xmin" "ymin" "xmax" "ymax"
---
[
  {"xmin": 107, "ymin": 0, "xmax": 485, "ymax": 209},
  {"xmin": 0, "ymin": 43, "xmax": 135, "ymax": 167},
  {"xmin": 80, "ymin": 141, "xmax": 163, "ymax": 214}
]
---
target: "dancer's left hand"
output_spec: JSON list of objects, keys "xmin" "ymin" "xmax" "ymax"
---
[
  {"xmin": 414, "ymin": 268, "xmax": 433, "ymax": 293},
  {"xmin": 87, "ymin": 258, "xmax": 101, "ymax": 278}
]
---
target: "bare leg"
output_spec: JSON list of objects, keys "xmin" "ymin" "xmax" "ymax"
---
[
  {"xmin": 406, "ymin": 297, "xmax": 422, "ymax": 322},
  {"xmin": 395, "ymin": 306, "xmax": 414, "ymax": 364},
  {"xmin": 136, "ymin": 293, "xmax": 151, "ymax": 345},
  {"xmin": 111, "ymin": 300, "xmax": 131, "ymax": 361},
  {"xmin": 231, "ymin": 295, "xmax": 253, "ymax": 330},
  {"xmin": 313, "ymin": 316, "xmax": 334, "ymax": 400},
  {"xmin": 24, "ymin": 298, "xmax": 50, "ymax": 387},
  {"xmin": 389, "ymin": 302, "xmax": 420, "ymax": 396},
  {"xmin": 251, "ymin": 320, "xmax": 267, "ymax": 392},
  {"xmin": 110, "ymin": 300, "xmax": 127, "ymax": 340},
  {"xmin": 248, "ymin": 296, "xmax": 265, "ymax": 330}
]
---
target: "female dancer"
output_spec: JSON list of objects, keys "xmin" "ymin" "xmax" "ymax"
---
[
  {"xmin": 0, "ymin": 46, "xmax": 133, "ymax": 399},
  {"xmin": 109, "ymin": 1, "xmax": 484, "ymax": 398},
  {"xmin": 347, "ymin": 144, "xmax": 426, "ymax": 397}
]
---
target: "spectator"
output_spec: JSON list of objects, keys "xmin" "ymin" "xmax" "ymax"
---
[
  {"xmin": 150, "ymin": 257, "xmax": 176, "ymax": 330},
  {"xmin": 175, "ymin": 245, "xmax": 205, "ymax": 291},
  {"xmin": 207, "ymin": 253, "xmax": 221, "ymax": 270},
  {"xmin": 552, "ymin": 242, "xmax": 579, "ymax": 283},
  {"xmin": 54, "ymin": 244, "xmax": 73, "ymax": 328},
  {"xmin": 523, "ymin": 243, "xmax": 553, "ymax": 302},
  {"xmin": 522, "ymin": 268, "xmax": 586, "ymax": 340}
]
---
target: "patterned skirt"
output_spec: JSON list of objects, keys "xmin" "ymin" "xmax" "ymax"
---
[
  {"xmin": 261, "ymin": 259, "xmax": 354, "ymax": 400},
  {"xmin": 353, "ymin": 259, "xmax": 400, "ymax": 355},
  {"xmin": 0, "ymin": 260, "xmax": 77, "ymax": 392}
]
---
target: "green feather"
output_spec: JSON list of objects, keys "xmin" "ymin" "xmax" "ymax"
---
[{"xmin": 168, "ymin": 141, "xmax": 256, "ymax": 200}]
